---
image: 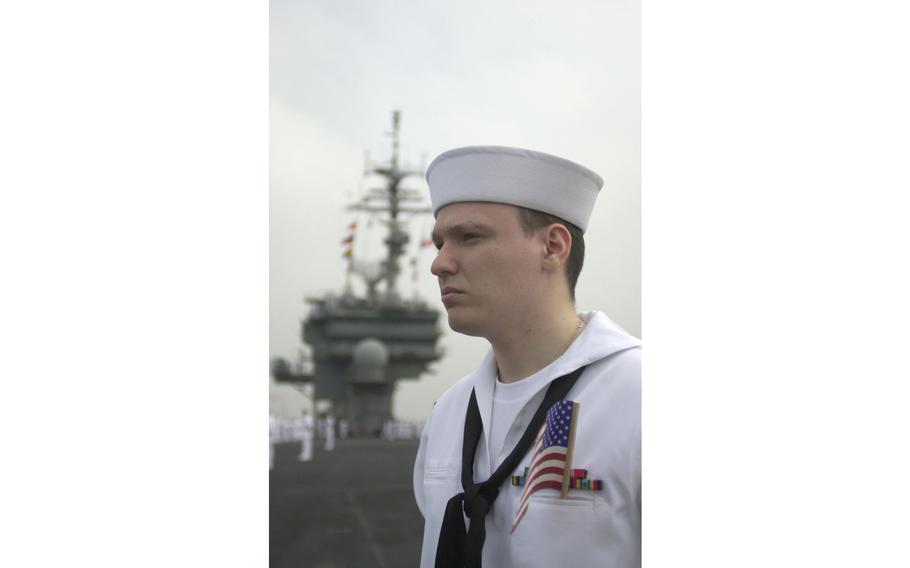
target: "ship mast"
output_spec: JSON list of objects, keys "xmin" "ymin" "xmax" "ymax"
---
[{"xmin": 353, "ymin": 110, "xmax": 430, "ymax": 303}]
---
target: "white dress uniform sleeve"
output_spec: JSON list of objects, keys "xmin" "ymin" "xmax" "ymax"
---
[{"xmin": 413, "ymin": 404, "xmax": 435, "ymax": 519}]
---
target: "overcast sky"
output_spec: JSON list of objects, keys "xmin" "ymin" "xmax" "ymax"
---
[{"xmin": 270, "ymin": 0, "xmax": 640, "ymax": 421}]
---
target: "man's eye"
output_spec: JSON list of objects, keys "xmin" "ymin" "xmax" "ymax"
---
[{"xmin": 463, "ymin": 233, "xmax": 478, "ymax": 241}]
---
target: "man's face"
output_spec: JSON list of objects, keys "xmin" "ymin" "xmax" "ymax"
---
[{"xmin": 430, "ymin": 201, "xmax": 544, "ymax": 337}]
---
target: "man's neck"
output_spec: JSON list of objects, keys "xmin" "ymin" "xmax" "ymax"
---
[{"xmin": 491, "ymin": 307, "xmax": 584, "ymax": 383}]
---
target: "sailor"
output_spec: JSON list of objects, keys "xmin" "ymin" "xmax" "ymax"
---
[
  {"xmin": 324, "ymin": 414, "xmax": 336, "ymax": 451},
  {"xmin": 399, "ymin": 421, "xmax": 414, "ymax": 440},
  {"xmin": 297, "ymin": 411, "xmax": 314, "ymax": 462},
  {"xmin": 280, "ymin": 416, "xmax": 292, "ymax": 443},
  {"xmin": 385, "ymin": 419, "xmax": 398, "ymax": 440},
  {"xmin": 413, "ymin": 146, "xmax": 641, "ymax": 567},
  {"xmin": 269, "ymin": 413, "xmax": 279, "ymax": 470}
]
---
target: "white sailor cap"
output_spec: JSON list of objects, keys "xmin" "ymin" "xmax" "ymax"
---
[{"xmin": 425, "ymin": 145, "xmax": 604, "ymax": 233}]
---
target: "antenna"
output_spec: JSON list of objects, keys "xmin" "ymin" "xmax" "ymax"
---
[{"xmin": 349, "ymin": 110, "xmax": 432, "ymax": 303}]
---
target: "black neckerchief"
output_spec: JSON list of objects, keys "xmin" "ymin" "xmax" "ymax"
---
[{"xmin": 434, "ymin": 365, "xmax": 587, "ymax": 568}]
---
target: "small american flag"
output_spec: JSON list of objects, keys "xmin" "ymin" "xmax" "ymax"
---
[{"xmin": 511, "ymin": 399, "xmax": 579, "ymax": 532}]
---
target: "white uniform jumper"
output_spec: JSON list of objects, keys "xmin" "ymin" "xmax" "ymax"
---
[
  {"xmin": 324, "ymin": 415, "xmax": 336, "ymax": 451},
  {"xmin": 297, "ymin": 414, "xmax": 314, "ymax": 462},
  {"xmin": 414, "ymin": 311, "xmax": 642, "ymax": 568}
]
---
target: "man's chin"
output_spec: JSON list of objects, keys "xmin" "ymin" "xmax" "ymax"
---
[{"xmin": 446, "ymin": 311, "xmax": 485, "ymax": 337}]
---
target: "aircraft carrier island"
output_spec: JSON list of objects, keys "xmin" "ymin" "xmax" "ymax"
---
[
  {"xmin": 272, "ymin": 110, "xmax": 442, "ymax": 437},
  {"xmin": 271, "ymin": 111, "xmax": 437, "ymax": 567}
]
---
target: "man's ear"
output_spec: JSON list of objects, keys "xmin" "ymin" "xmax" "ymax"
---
[{"xmin": 542, "ymin": 223, "xmax": 572, "ymax": 270}]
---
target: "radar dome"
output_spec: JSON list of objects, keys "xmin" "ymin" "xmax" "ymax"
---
[{"xmin": 353, "ymin": 338, "xmax": 389, "ymax": 369}]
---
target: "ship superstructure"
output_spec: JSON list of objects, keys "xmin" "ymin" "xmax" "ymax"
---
[{"xmin": 272, "ymin": 112, "xmax": 442, "ymax": 437}]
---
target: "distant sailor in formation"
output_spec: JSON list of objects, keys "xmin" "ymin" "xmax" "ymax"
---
[
  {"xmin": 383, "ymin": 419, "xmax": 420, "ymax": 440},
  {"xmin": 296, "ymin": 411, "xmax": 314, "ymax": 462},
  {"xmin": 414, "ymin": 146, "xmax": 642, "ymax": 567},
  {"xmin": 269, "ymin": 413, "xmax": 279, "ymax": 470},
  {"xmin": 324, "ymin": 414, "xmax": 336, "ymax": 451},
  {"xmin": 338, "ymin": 418, "xmax": 349, "ymax": 440},
  {"xmin": 382, "ymin": 419, "xmax": 396, "ymax": 440}
]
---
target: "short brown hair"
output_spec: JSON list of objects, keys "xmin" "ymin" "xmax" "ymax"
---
[{"xmin": 516, "ymin": 206, "xmax": 585, "ymax": 300}]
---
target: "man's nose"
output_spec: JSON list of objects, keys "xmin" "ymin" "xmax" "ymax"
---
[{"xmin": 430, "ymin": 245, "xmax": 457, "ymax": 277}]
